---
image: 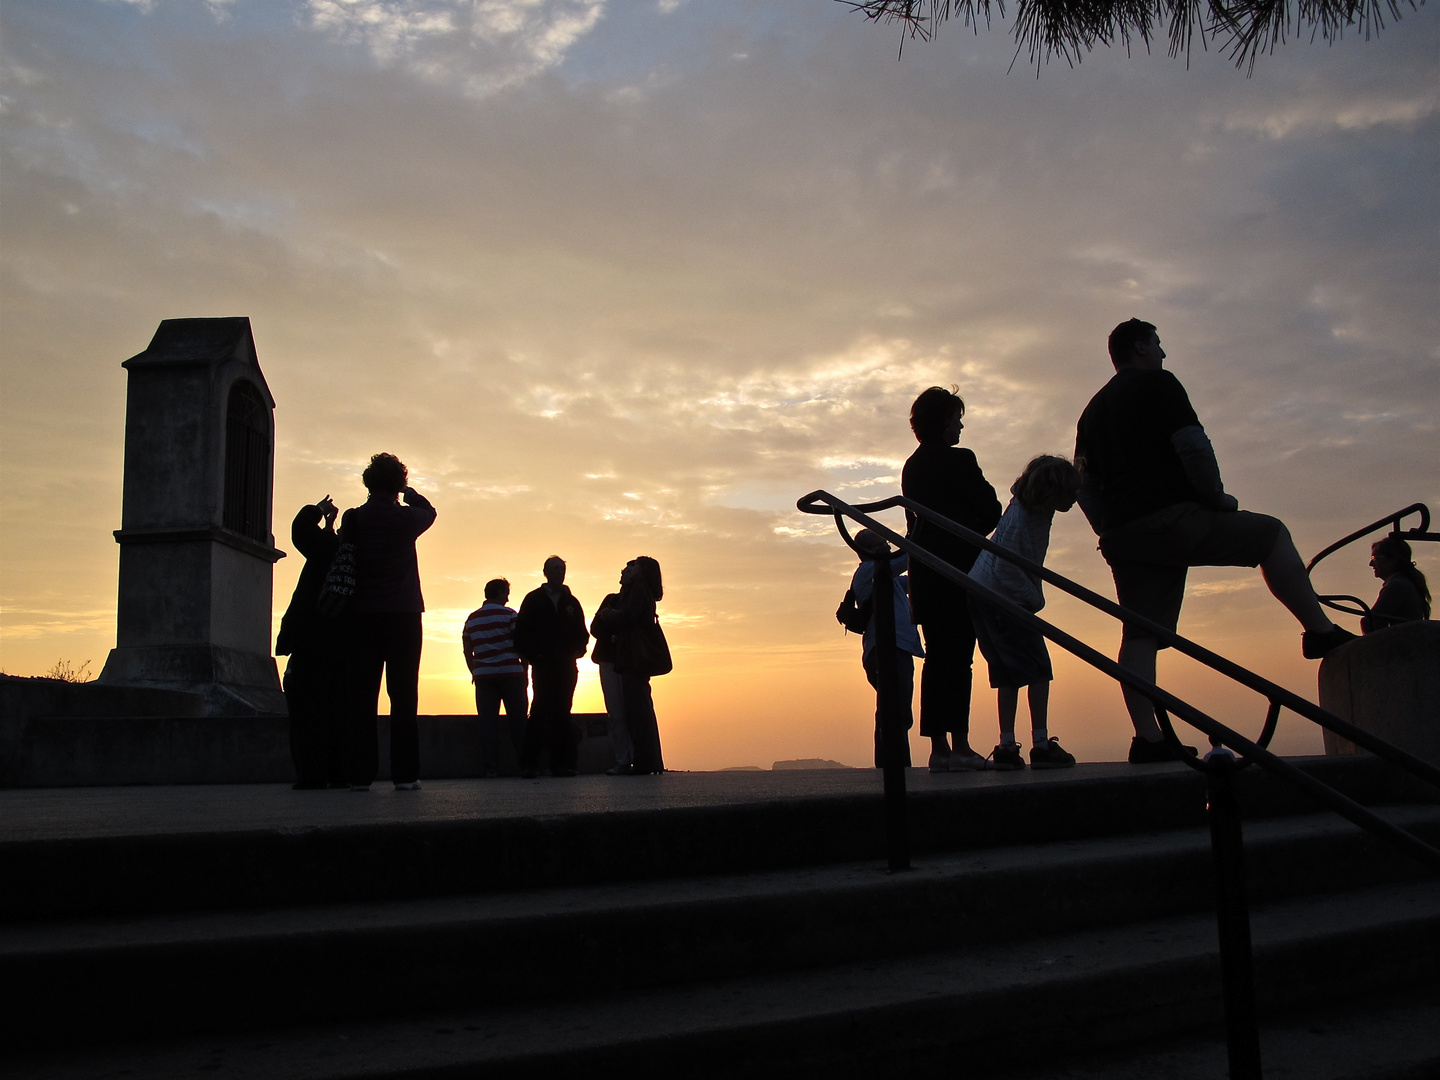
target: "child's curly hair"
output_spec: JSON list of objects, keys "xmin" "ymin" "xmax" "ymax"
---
[{"xmin": 1012, "ymin": 455, "xmax": 1081, "ymax": 510}]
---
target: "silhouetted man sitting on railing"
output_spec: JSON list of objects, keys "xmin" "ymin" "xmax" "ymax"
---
[{"xmin": 1075, "ymin": 319, "xmax": 1354, "ymax": 764}]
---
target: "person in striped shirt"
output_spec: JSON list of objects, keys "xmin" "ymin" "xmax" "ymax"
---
[{"xmin": 462, "ymin": 579, "xmax": 527, "ymax": 778}]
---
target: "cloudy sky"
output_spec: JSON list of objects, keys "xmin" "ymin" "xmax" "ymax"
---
[{"xmin": 2, "ymin": 0, "xmax": 1436, "ymax": 770}]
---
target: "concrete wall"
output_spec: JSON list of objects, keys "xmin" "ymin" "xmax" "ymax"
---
[
  {"xmin": 1319, "ymin": 620, "xmax": 1440, "ymax": 767},
  {"xmin": 1, "ymin": 686, "xmax": 616, "ymax": 787}
]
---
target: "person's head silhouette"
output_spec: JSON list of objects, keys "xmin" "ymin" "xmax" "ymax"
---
[
  {"xmin": 362, "ymin": 453, "xmax": 408, "ymax": 496},
  {"xmin": 1107, "ymin": 319, "xmax": 1164, "ymax": 371},
  {"xmin": 910, "ymin": 386, "xmax": 965, "ymax": 446}
]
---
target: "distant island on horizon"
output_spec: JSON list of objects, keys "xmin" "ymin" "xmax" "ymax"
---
[{"xmin": 719, "ymin": 759, "xmax": 856, "ymax": 772}]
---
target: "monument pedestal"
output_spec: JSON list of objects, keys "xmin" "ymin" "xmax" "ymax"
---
[{"xmin": 1319, "ymin": 620, "xmax": 1440, "ymax": 767}]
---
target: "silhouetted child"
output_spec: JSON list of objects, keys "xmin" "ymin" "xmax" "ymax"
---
[
  {"xmin": 847, "ymin": 529, "xmax": 923, "ymax": 768},
  {"xmin": 969, "ymin": 455, "xmax": 1082, "ymax": 770}
]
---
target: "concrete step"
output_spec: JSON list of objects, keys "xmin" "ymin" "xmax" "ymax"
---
[
  {"xmin": 1, "ymin": 756, "xmax": 1425, "ymax": 920},
  {"xmin": 6, "ymin": 878, "xmax": 1438, "ymax": 1079},
  {"xmin": 5, "ymin": 807, "xmax": 1438, "ymax": 1050}
]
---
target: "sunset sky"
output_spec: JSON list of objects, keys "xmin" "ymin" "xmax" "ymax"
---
[{"xmin": 2, "ymin": 0, "xmax": 1436, "ymax": 771}]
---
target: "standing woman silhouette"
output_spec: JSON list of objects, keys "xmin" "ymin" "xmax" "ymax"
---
[
  {"xmin": 593, "ymin": 556, "xmax": 667, "ymax": 775},
  {"xmin": 901, "ymin": 387, "xmax": 1002, "ymax": 772}
]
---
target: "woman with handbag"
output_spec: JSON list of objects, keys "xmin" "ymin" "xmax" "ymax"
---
[{"xmin": 592, "ymin": 556, "xmax": 670, "ymax": 775}]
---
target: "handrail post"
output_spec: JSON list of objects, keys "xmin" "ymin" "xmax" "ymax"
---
[
  {"xmin": 1205, "ymin": 748, "xmax": 1263, "ymax": 1080},
  {"xmin": 871, "ymin": 548, "xmax": 910, "ymax": 871}
]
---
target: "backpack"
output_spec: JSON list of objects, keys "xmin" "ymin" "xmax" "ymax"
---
[{"xmin": 835, "ymin": 588, "xmax": 873, "ymax": 635}]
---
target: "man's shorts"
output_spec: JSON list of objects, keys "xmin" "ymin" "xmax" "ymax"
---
[
  {"xmin": 970, "ymin": 600, "xmax": 1053, "ymax": 689},
  {"xmin": 1100, "ymin": 503, "xmax": 1283, "ymax": 645}
]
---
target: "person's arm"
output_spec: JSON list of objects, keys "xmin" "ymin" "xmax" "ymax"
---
[
  {"xmin": 461, "ymin": 614, "xmax": 480, "ymax": 676},
  {"xmin": 401, "ymin": 487, "xmax": 438, "ymax": 535},
  {"xmin": 512, "ymin": 596, "xmax": 536, "ymax": 664},
  {"xmin": 851, "ymin": 562, "xmax": 874, "ymax": 606},
  {"xmin": 570, "ymin": 599, "xmax": 590, "ymax": 659},
  {"xmin": 1074, "ymin": 426, "xmax": 1104, "ymax": 535},
  {"xmin": 291, "ymin": 505, "xmax": 325, "ymax": 557},
  {"xmin": 1171, "ymin": 426, "xmax": 1238, "ymax": 512},
  {"xmin": 1075, "ymin": 471, "xmax": 1104, "ymax": 535},
  {"xmin": 591, "ymin": 594, "xmax": 622, "ymax": 637}
]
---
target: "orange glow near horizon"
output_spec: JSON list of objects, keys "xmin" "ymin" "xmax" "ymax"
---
[{"xmin": 2, "ymin": 1, "xmax": 1437, "ymax": 774}]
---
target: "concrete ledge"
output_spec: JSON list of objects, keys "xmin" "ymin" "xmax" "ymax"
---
[
  {"xmin": 0, "ymin": 710, "xmax": 615, "ymax": 787},
  {"xmin": 1319, "ymin": 620, "xmax": 1439, "ymax": 766}
]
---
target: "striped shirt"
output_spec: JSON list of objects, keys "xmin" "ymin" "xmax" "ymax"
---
[{"xmin": 463, "ymin": 602, "xmax": 523, "ymax": 679}]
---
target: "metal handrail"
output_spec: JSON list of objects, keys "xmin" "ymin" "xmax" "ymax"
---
[
  {"xmin": 800, "ymin": 490, "xmax": 1440, "ymax": 793},
  {"xmin": 1305, "ymin": 503, "xmax": 1439, "ymax": 621},
  {"xmin": 800, "ymin": 488, "xmax": 1440, "ymax": 1080}
]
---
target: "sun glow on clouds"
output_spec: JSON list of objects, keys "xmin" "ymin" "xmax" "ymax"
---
[
  {"xmin": 3, "ymin": 1, "xmax": 1439, "ymax": 769},
  {"xmin": 304, "ymin": 0, "xmax": 606, "ymax": 95}
]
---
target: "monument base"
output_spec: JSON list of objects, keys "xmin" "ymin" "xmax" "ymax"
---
[
  {"xmin": 99, "ymin": 644, "xmax": 286, "ymax": 716},
  {"xmin": 1319, "ymin": 620, "xmax": 1440, "ymax": 766}
]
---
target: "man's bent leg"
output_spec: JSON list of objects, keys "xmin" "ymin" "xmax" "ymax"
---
[{"xmin": 1260, "ymin": 525, "xmax": 1334, "ymax": 635}]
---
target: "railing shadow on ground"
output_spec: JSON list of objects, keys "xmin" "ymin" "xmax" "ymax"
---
[{"xmin": 798, "ymin": 489, "xmax": 1440, "ymax": 1080}]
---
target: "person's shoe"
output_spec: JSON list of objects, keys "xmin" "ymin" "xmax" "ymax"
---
[
  {"xmin": 1302, "ymin": 624, "xmax": 1357, "ymax": 660},
  {"xmin": 1128, "ymin": 736, "xmax": 1198, "ymax": 764},
  {"xmin": 393, "ymin": 781, "xmax": 421, "ymax": 791},
  {"xmin": 552, "ymin": 768, "xmax": 578, "ymax": 777},
  {"xmin": 606, "ymin": 764, "xmax": 635, "ymax": 776},
  {"xmin": 949, "ymin": 750, "xmax": 990, "ymax": 772},
  {"xmin": 291, "ymin": 782, "xmax": 326, "ymax": 790},
  {"xmin": 483, "ymin": 769, "xmax": 500, "ymax": 779},
  {"xmin": 349, "ymin": 784, "xmax": 371, "ymax": 792},
  {"xmin": 927, "ymin": 752, "xmax": 951, "ymax": 773},
  {"xmin": 988, "ymin": 744, "xmax": 1026, "ymax": 771},
  {"xmin": 520, "ymin": 768, "xmax": 537, "ymax": 779},
  {"xmin": 1029, "ymin": 737, "xmax": 1077, "ymax": 769}
]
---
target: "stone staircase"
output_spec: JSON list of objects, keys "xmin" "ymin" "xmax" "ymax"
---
[{"xmin": 2, "ymin": 756, "xmax": 1438, "ymax": 1079}]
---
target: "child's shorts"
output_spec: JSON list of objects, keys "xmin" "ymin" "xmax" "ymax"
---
[{"xmin": 971, "ymin": 600, "xmax": 1052, "ymax": 690}]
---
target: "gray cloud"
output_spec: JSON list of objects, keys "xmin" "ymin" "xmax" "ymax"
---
[{"xmin": 3, "ymin": 0, "xmax": 1436, "ymax": 760}]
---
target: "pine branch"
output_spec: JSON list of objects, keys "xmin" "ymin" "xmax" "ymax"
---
[{"xmin": 839, "ymin": 0, "xmax": 1423, "ymax": 70}]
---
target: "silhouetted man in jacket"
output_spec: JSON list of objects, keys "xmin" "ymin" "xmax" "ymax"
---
[{"xmin": 514, "ymin": 556, "xmax": 589, "ymax": 777}]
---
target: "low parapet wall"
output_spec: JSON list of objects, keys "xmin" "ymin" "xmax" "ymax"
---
[
  {"xmin": 1319, "ymin": 620, "xmax": 1439, "ymax": 767},
  {"xmin": 0, "ymin": 688, "xmax": 615, "ymax": 787}
]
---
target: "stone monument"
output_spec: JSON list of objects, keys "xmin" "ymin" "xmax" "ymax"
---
[{"xmin": 97, "ymin": 317, "xmax": 287, "ymax": 715}]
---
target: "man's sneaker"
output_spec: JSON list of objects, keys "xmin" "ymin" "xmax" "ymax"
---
[
  {"xmin": 1029, "ymin": 737, "xmax": 1076, "ymax": 769},
  {"xmin": 949, "ymin": 750, "xmax": 990, "ymax": 772},
  {"xmin": 1302, "ymin": 624, "xmax": 1357, "ymax": 660},
  {"xmin": 1128, "ymin": 736, "xmax": 1198, "ymax": 764},
  {"xmin": 393, "ymin": 781, "xmax": 421, "ymax": 791},
  {"xmin": 928, "ymin": 752, "xmax": 951, "ymax": 773},
  {"xmin": 988, "ymin": 744, "xmax": 1026, "ymax": 771}
]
